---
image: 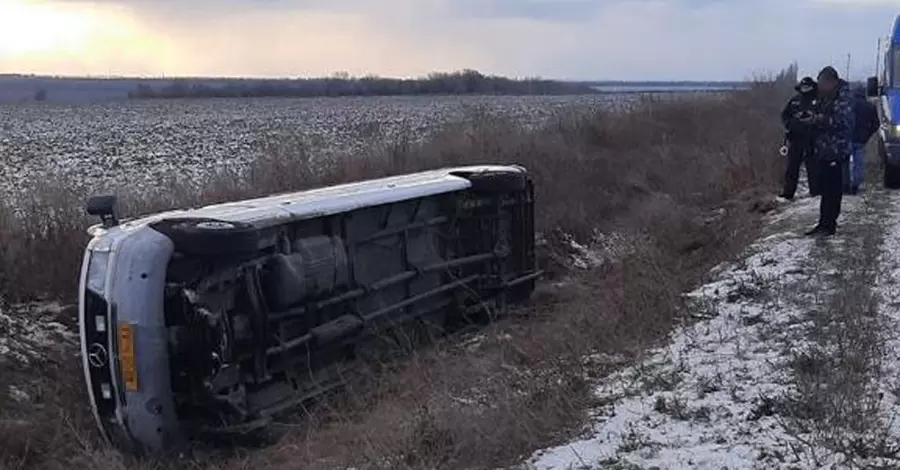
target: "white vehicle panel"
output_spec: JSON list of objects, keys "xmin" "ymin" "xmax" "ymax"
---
[
  {"xmin": 101, "ymin": 165, "xmax": 522, "ymax": 233},
  {"xmin": 78, "ymin": 249, "xmax": 106, "ymax": 441}
]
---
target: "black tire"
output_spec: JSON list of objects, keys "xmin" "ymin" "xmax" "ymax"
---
[
  {"xmin": 460, "ymin": 171, "xmax": 528, "ymax": 193},
  {"xmin": 884, "ymin": 138, "xmax": 900, "ymax": 189},
  {"xmin": 151, "ymin": 218, "xmax": 259, "ymax": 255},
  {"xmin": 886, "ymin": 164, "xmax": 900, "ymax": 190}
]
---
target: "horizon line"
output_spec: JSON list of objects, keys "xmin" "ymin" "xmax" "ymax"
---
[{"xmin": 0, "ymin": 72, "xmax": 752, "ymax": 84}]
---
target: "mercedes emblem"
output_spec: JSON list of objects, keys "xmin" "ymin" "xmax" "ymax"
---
[{"xmin": 88, "ymin": 343, "xmax": 108, "ymax": 368}]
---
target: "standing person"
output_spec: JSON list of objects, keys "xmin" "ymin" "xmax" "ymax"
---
[
  {"xmin": 805, "ymin": 66, "xmax": 855, "ymax": 237},
  {"xmin": 847, "ymin": 87, "xmax": 879, "ymax": 194},
  {"xmin": 779, "ymin": 77, "xmax": 820, "ymax": 200}
]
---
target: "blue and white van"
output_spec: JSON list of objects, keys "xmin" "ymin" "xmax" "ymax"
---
[{"xmin": 867, "ymin": 15, "xmax": 900, "ymax": 188}]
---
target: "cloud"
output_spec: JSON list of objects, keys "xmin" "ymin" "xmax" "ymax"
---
[
  {"xmin": 810, "ymin": 0, "xmax": 900, "ymax": 6},
  {"xmin": 443, "ymin": 0, "xmax": 604, "ymax": 22},
  {"xmin": 0, "ymin": 0, "xmax": 896, "ymax": 80}
]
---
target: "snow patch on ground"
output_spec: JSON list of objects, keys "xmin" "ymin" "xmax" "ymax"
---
[
  {"xmin": 527, "ymin": 235, "xmax": 815, "ymax": 469},
  {"xmin": 873, "ymin": 192, "xmax": 900, "ymax": 441},
  {"xmin": 564, "ymin": 231, "xmax": 638, "ymax": 270},
  {"xmin": 0, "ymin": 301, "xmax": 77, "ymax": 368},
  {"xmin": 7, "ymin": 385, "xmax": 29, "ymax": 403},
  {"xmin": 0, "ymin": 96, "xmax": 621, "ymax": 203},
  {"xmin": 520, "ymin": 193, "xmax": 890, "ymax": 469}
]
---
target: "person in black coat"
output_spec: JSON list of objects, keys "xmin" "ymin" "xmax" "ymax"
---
[
  {"xmin": 779, "ymin": 76, "xmax": 820, "ymax": 200},
  {"xmin": 804, "ymin": 66, "xmax": 855, "ymax": 237}
]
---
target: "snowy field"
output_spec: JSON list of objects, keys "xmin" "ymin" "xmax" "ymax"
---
[
  {"xmin": 0, "ymin": 94, "xmax": 623, "ymax": 199},
  {"xmin": 520, "ymin": 186, "xmax": 900, "ymax": 469}
]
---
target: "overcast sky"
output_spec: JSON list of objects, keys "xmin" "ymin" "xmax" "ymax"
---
[{"xmin": 0, "ymin": 0, "xmax": 896, "ymax": 80}]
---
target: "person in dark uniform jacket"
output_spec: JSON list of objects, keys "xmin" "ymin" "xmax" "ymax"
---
[
  {"xmin": 779, "ymin": 76, "xmax": 820, "ymax": 200},
  {"xmin": 805, "ymin": 66, "xmax": 855, "ymax": 237}
]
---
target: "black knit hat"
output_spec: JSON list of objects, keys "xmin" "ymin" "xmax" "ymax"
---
[
  {"xmin": 795, "ymin": 76, "xmax": 817, "ymax": 93},
  {"xmin": 817, "ymin": 66, "xmax": 839, "ymax": 81}
]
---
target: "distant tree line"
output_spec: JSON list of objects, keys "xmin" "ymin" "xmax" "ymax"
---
[{"xmin": 127, "ymin": 70, "xmax": 599, "ymax": 99}]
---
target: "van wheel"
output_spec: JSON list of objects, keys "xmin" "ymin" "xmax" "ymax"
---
[
  {"xmin": 886, "ymin": 164, "xmax": 900, "ymax": 190},
  {"xmin": 151, "ymin": 219, "xmax": 259, "ymax": 255},
  {"xmin": 462, "ymin": 171, "xmax": 528, "ymax": 193}
]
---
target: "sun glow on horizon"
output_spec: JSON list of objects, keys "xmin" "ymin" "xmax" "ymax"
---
[
  {"xmin": 0, "ymin": 0, "xmax": 189, "ymax": 76},
  {"xmin": 0, "ymin": 0, "xmax": 466, "ymax": 78},
  {"xmin": 0, "ymin": 0, "xmax": 102, "ymax": 55}
]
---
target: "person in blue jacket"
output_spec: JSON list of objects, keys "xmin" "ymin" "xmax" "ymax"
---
[
  {"xmin": 804, "ymin": 66, "xmax": 855, "ymax": 237},
  {"xmin": 846, "ymin": 87, "xmax": 879, "ymax": 195}
]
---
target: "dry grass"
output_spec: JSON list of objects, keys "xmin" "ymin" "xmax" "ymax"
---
[
  {"xmin": 781, "ymin": 233, "xmax": 889, "ymax": 461},
  {"xmin": 0, "ymin": 86, "xmax": 788, "ymax": 470}
]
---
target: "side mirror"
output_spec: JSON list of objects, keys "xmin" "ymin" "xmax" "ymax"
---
[
  {"xmin": 867, "ymin": 76, "xmax": 880, "ymax": 97},
  {"xmin": 86, "ymin": 194, "xmax": 119, "ymax": 228}
]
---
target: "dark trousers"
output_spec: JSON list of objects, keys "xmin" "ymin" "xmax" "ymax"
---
[
  {"xmin": 818, "ymin": 159, "xmax": 844, "ymax": 231},
  {"xmin": 783, "ymin": 139, "xmax": 818, "ymax": 198}
]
